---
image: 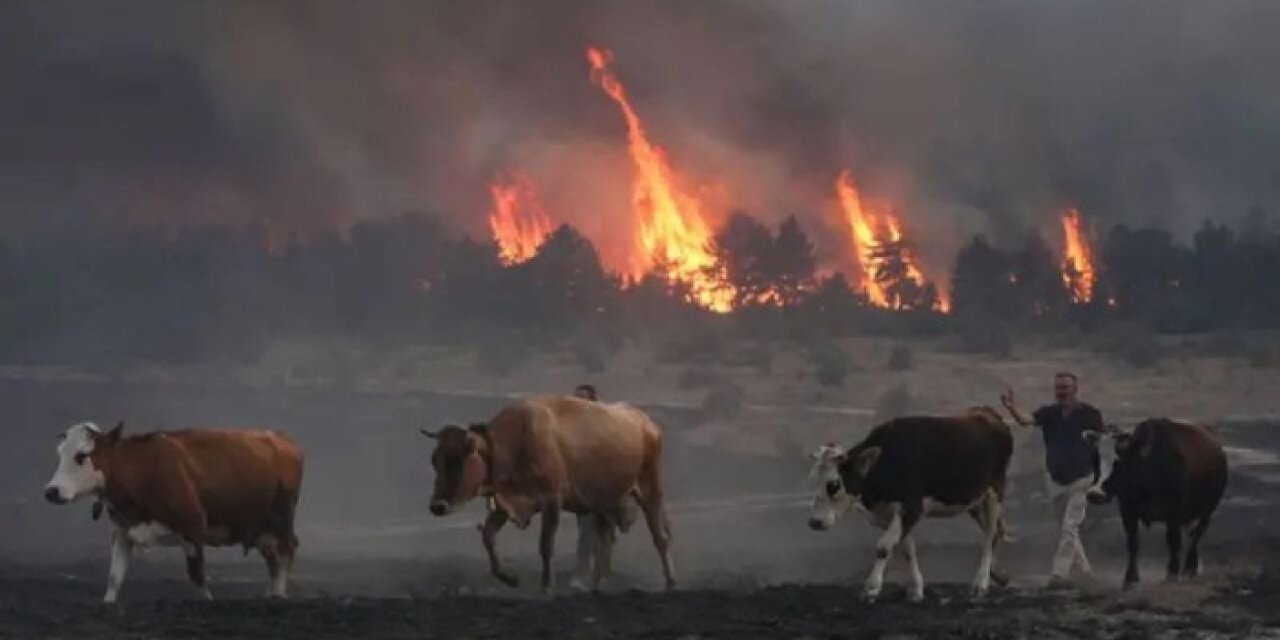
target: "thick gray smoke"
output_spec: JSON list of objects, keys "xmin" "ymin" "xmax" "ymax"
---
[{"xmin": 4, "ymin": 0, "xmax": 1280, "ymax": 262}]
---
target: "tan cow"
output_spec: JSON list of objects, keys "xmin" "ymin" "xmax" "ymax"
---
[
  {"xmin": 424, "ymin": 396, "xmax": 675, "ymax": 593},
  {"xmin": 44, "ymin": 422, "xmax": 304, "ymax": 603}
]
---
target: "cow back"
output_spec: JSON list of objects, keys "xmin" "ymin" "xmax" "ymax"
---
[
  {"xmin": 858, "ymin": 415, "xmax": 1013, "ymax": 508},
  {"xmin": 486, "ymin": 396, "xmax": 655, "ymax": 513}
]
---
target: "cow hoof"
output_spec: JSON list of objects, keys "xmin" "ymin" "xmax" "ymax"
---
[
  {"xmin": 989, "ymin": 570, "xmax": 1010, "ymax": 588},
  {"xmin": 907, "ymin": 589, "xmax": 925, "ymax": 604},
  {"xmin": 495, "ymin": 572, "xmax": 520, "ymax": 588},
  {"xmin": 970, "ymin": 586, "xmax": 988, "ymax": 600},
  {"xmin": 861, "ymin": 590, "xmax": 880, "ymax": 604}
]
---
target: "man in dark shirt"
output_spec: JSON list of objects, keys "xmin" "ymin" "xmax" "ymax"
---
[{"xmin": 1002, "ymin": 372, "xmax": 1106, "ymax": 587}]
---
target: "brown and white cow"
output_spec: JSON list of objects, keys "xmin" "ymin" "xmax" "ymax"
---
[
  {"xmin": 1085, "ymin": 418, "xmax": 1228, "ymax": 588},
  {"xmin": 423, "ymin": 396, "xmax": 674, "ymax": 593},
  {"xmin": 44, "ymin": 422, "xmax": 304, "ymax": 603},
  {"xmin": 808, "ymin": 407, "xmax": 1013, "ymax": 602}
]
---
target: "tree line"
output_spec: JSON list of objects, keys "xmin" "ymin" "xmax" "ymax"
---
[{"xmin": 0, "ymin": 210, "xmax": 1277, "ymax": 364}]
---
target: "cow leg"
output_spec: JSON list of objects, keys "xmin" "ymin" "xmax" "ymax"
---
[
  {"xmin": 865, "ymin": 503, "xmax": 919, "ymax": 602},
  {"xmin": 636, "ymin": 476, "xmax": 677, "ymax": 590},
  {"xmin": 570, "ymin": 513, "xmax": 595, "ymax": 591},
  {"xmin": 1121, "ymin": 508, "xmax": 1141, "ymax": 588},
  {"xmin": 590, "ymin": 515, "xmax": 618, "ymax": 592},
  {"xmin": 481, "ymin": 509, "xmax": 519, "ymax": 588},
  {"xmin": 969, "ymin": 507, "xmax": 1010, "ymax": 588},
  {"xmin": 898, "ymin": 535, "xmax": 925, "ymax": 603},
  {"xmin": 258, "ymin": 534, "xmax": 290, "ymax": 598},
  {"xmin": 1164, "ymin": 518, "xmax": 1183, "ymax": 582},
  {"xmin": 1183, "ymin": 516, "xmax": 1211, "ymax": 578},
  {"xmin": 103, "ymin": 526, "xmax": 133, "ymax": 604},
  {"xmin": 971, "ymin": 491, "xmax": 1000, "ymax": 598},
  {"xmin": 183, "ymin": 542, "xmax": 212, "ymax": 600},
  {"xmin": 539, "ymin": 505, "xmax": 561, "ymax": 595}
]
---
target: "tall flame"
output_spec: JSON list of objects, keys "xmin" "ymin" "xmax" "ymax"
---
[
  {"xmin": 586, "ymin": 46, "xmax": 731, "ymax": 312},
  {"xmin": 1059, "ymin": 208, "xmax": 1096, "ymax": 303},
  {"xmin": 834, "ymin": 171, "xmax": 948, "ymax": 311},
  {"xmin": 488, "ymin": 172, "xmax": 553, "ymax": 265},
  {"xmin": 835, "ymin": 171, "xmax": 890, "ymax": 307}
]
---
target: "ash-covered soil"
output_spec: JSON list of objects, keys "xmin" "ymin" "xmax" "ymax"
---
[{"xmin": 1, "ymin": 564, "xmax": 1276, "ymax": 640}]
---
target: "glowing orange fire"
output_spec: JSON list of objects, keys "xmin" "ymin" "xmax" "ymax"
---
[
  {"xmin": 1059, "ymin": 208, "xmax": 1096, "ymax": 303},
  {"xmin": 834, "ymin": 171, "xmax": 947, "ymax": 311},
  {"xmin": 586, "ymin": 46, "xmax": 732, "ymax": 312},
  {"xmin": 488, "ymin": 172, "xmax": 553, "ymax": 265}
]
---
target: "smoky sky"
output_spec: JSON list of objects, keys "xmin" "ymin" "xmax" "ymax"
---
[{"xmin": 4, "ymin": 0, "xmax": 1280, "ymax": 266}]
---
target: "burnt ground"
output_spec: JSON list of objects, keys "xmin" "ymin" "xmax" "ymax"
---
[
  {"xmin": 1, "ymin": 562, "xmax": 1277, "ymax": 639},
  {"xmin": 3, "ymin": 379, "xmax": 1280, "ymax": 638}
]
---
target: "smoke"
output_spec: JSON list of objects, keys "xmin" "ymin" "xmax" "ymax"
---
[{"xmin": 6, "ymin": 0, "xmax": 1280, "ymax": 264}]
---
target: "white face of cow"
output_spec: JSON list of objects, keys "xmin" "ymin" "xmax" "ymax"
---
[
  {"xmin": 807, "ymin": 444, "xmax": 852, "ymax": 531},
  {"xmin": 45, "ymin": 423, "xmax": 106, "ymax": 505}
]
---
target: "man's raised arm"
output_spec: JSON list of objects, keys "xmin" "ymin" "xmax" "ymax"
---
[{"xmin": 1001, "ymin": 388, "xmax": 1034, "ymax": 427}]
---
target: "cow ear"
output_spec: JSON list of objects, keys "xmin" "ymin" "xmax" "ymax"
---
[
  {"xmin": 103, "ymin": 421, "xmax": 124, "ymax": 444},
  {"xmin": 853, "ymin": 446, "xmax": 881, "ymax": 476},
  {"xmin": 420, "ymin": 428, "xmax": 439, "ymax": 439}
]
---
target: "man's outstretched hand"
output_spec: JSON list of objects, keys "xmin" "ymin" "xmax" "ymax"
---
[{"xmin": 1000, "ymin": 387, "xmax": 1016, "ymax": 411}]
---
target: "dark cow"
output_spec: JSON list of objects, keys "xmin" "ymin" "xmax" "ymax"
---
[
  {"xmin": 44, "ymin": 422, "xmax": 304, "ymax": 603},
  {"xmin": 1086, "ymin": 418, "xmax": 1228, "ymax": 588},
  {"xmin": 808, "ymin": 407, "xmax": 1013, "ymax": 602}
]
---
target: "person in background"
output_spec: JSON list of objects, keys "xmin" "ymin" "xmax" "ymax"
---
[{"xmin": 1001, "ymin": 372, "xmax": 1106, "ymax": 588}]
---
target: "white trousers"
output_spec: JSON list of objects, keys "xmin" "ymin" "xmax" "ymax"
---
[{"xmin": 1047, "ymin": 474, "xmax": 1093, "ymax": 579}]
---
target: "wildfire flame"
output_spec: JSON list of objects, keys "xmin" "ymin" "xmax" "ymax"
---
[
  {"xmin": 834, "ymin": 171, "xmax": 947, "ymax": 311},
  {"xmin": 488, "ymin": 172, "xmax": 553, "ymax": 265},
  {"xmin": 586, "ymin": 46, "xmax": 732, "ymax": 312},
  {"xmin": 1059, "ymin": 208, "xmax": 1096, "ymax": 303}
]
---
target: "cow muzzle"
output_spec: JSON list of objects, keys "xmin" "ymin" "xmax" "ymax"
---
[
  {"xmin": 807, "ymin": 518, "xmax": 829, "ymax": 531},
  {"xmin": 429, "ymin": 500, "xmax": 451, "ymax": 517},
  {"xmin": 44, "ymin": 486, "xmax": 68, "ymax": 505}
]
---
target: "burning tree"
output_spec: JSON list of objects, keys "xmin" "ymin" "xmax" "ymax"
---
[
  {"xmin": 1059, "ymin": 208, "xmax": 1097, "ymax": 304},
  {"xmin": 833, "ymin": 170, "xmax": 947, "ymax": 312},
  {"xmin": 706, "ymin": 213, "xmax": 817, "ymax": 309},
  {"xmin": 487, "ymin": 171, "xmax": 553, "ymax": 266}
]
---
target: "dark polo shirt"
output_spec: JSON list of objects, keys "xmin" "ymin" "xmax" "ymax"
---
[{"xmin": 1033, "ymin": 402, "xmax": 1104, "ymax": 485}]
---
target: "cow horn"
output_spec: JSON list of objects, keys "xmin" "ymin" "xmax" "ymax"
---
[{"xmin": 419, "ymin": 428, "xmax": 439, "ymax": 439}]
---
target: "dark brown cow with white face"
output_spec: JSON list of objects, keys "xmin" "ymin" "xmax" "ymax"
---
[
  {"xmin": 44, "ymin": 422, "xmax": 304, "ymax": 603},
  {"xmin": 808, "ymin": 407, "xmax": 1013, "ymax": 602},
  {"xmin": 1086, "ymin": 418, "xmax": 1228, "ymax": 588},
  {"xmin": 424, "ymin": 396, "xmax": 674, "ymax": 594}
]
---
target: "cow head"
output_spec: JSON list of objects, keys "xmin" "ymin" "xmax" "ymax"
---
[
  {"xmin": 45, "ymin": 422, "xmax": 122, "ymax": 505},
  {"xmin": 807, "ymin": 443, "xmax": 880, "ymax": 531},
  {"xmin": 422, "ymin": 424, "xmax": 489, "ymax": 516},
  {"xmin": 1085, "ymin": 424, "xmax": 1152, "ymax": 505}
]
